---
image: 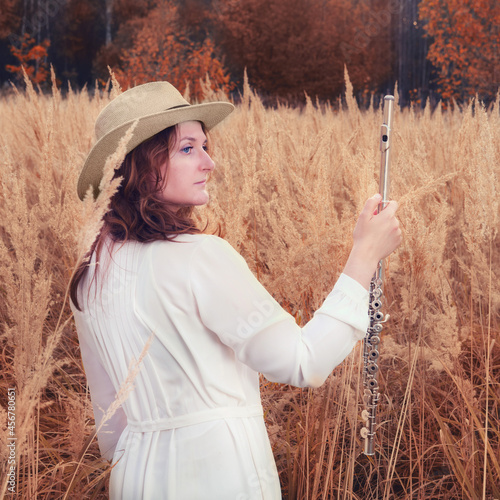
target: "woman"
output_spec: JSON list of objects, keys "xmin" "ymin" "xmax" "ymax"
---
[{"xmin": 70, "ymin": 81, "xmax": 401, "ymax": 499}]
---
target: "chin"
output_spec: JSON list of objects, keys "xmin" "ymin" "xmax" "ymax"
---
[{"xmin": 194, "ymin": 194, "xmax": 210, "ymax": 206}]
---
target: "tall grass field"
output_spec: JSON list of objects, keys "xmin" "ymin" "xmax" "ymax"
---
[{"xmin": 0, "ymin": 72, "xmax": 499, "ymax": 499}]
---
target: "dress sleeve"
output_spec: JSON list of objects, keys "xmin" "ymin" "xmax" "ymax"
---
[
  {"xmin": 73, "ymin": 312, "xmax": 128, "ymax": 462},
  {"xmin": 190, "ymin": 236, "xmax": 369, "ymax": 388}
]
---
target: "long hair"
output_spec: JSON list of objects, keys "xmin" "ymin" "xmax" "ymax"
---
[{"xmin": 70, "ymin": 124, "xmax": 206, "ymax": 311}]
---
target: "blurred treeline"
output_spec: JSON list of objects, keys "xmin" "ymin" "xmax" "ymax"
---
[{"xmin": 0, "ymin": 0, "xmax": 498, "ymax": 105}]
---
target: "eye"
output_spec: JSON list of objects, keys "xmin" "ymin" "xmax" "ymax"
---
[
  {"xmin": 203, "ymin": 144, "xmax": 209, "ymax": 153},
  {"xmin": 181, "ymin": 146, "xmax": 192, "ymax": 154}
]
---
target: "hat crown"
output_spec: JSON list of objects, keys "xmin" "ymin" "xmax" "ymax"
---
[{"xmin": 95, "ymin": 82, "xmax": 189, "ymax": 140}]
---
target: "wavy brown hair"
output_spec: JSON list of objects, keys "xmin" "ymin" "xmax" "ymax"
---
[{"xmin": 70, "ymin": 124, "xmax": 207, "ymax": 311}]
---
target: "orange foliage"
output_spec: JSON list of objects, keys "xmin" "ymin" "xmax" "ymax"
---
[
  {"xmin": 213, "ymin": 0, "xmax": 396, "ymax": 101},
  {"xmin": 419, "ymin": 0, "xmax": 500, "ymax": 103},
  {"xmin": 0, "ymin": 0, "xmax": 21, "ymax": 39},
  {"xmin": 113, "ymin": 1, "xmax": 234, "ymax": 100},
  {"xmin": 5, "ymin": 32, "xmax": 50, "ymax": 85}
]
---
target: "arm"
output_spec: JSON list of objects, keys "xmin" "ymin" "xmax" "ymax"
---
[
  {"xmin": 189, "ymin": 195, "xmax": 401, "ymax": 388},
  {"xmin": 190, "ymin": 236, "xmax": 370, "ymax": 388}
]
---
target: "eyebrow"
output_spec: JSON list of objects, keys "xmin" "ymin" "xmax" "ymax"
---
[{"xmin": 179, "ymin": 136, "xmax": 207, "ymax": 143}]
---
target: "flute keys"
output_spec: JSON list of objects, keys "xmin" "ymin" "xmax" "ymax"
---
[
  {"xmin": 380, "ymin": 313, "xmax": 390, "ymax": 324},
  {"xmin": 361, "ymin": 410, "xmax": 370, "ymax": 421},
  {"xmin": 360, "ymin": 427, "xmax": 369, "ymax": 439}
]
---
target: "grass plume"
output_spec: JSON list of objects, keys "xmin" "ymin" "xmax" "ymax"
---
[{"xmin": 0, "ymin": 74, "xmax": 498, "ymax": 498}]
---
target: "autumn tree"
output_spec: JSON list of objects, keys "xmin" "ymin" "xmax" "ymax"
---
[
  {"xmin": 211, "ymin": 0, "xmax": 396, "ymax": 102},
  {"xmin": 111, "ymin": 1, "xmax": 234, "ymax": 100},
  {"xmin": 6, "ymin": 32, "xmax": 50, "ymax": 85},
  {"xmin": 337, "ymin": 0, "xmax": 397, "ymax": 98},
  {"xmin": 1, "ymin": 0, "xmax": 59, "ymax": 86},
  {"xmin": 0, "ymin": 0, "xmax": 21, "ymax": 39},
  {"xmin": 50, "ymin": 0, "xmax": 106, "ymax": 84},
  {"xmin": 419, "ymin": 0, "xmax": 500, "ymax": 103},
  {"xmin": 92, "ymin": 0, "xmax": 157, "ymax": 79}
]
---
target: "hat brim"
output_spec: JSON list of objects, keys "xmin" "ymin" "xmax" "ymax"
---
[{"xmin": 77, "ymin": 101, "xmax": 234, "ymax": 200}]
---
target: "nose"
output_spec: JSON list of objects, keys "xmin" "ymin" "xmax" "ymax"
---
[{"xmin": 202, "ymin": 150, "xmax": 215, "ymax": 172}]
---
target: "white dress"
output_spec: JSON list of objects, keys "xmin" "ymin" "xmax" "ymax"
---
[{"xmin": 71, "ymin": 234, "xmax": 369, "ymax": 500}]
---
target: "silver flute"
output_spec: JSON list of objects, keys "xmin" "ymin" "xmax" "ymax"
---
[{"xmin": 360, "ymin": 95, "xmax": 395, "ymax": 456}]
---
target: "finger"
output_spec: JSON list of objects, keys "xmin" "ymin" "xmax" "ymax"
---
[
  {"xmin": 387, "ymin": 199, "xmax": 398, "ymax": 212},
  {"xmin": 362, "ymin": 193, "xmax": 382, "ymax": 218},
  {"xmin": 378, "ymin": 199, "xmax": 398, "ymax": 216}
]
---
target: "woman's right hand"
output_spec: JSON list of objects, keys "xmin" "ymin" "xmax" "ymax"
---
[{"xmin": 342, "ymin": 194, "xmax": 402, "ymax": 290}]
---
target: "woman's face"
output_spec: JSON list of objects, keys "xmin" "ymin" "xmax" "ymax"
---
[{"xmin": 159, "ymin": 121, "xmax": 215, "ymax": 209}]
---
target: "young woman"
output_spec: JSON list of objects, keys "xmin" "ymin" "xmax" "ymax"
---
[{"xmin": 71, "ymin": 81, "xmax": 402, "ymax": 499}]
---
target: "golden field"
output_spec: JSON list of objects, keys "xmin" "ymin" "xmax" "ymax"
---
[{"xmin": 0, "ymin": 72, "xmax": 499, "ymax": 499}]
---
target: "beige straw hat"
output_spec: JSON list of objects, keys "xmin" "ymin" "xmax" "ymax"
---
[{"xmin": 77, "ymin": 81, "xmax": 234, "ymax": 200}]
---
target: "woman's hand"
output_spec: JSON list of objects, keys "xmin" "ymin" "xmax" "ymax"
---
[{"xmin": 343, "ymin": 193, "xmax": 402, "ymax": 290}]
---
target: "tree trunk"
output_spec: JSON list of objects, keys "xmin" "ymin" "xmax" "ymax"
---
[{"xmin": 105, "ymin": 0, "xmax": 113, "ymax": 45}]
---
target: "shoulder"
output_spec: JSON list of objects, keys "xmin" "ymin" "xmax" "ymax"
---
[
  {"xmin": 148, "ymin": 233, "xmax": 238, "ymax": 259},
  {"xmin": 145, "ymin": 234, "xmax": 246, "ymax": 278},
  {"xmin": 190, "ymin": 234, "xmax": 247, "ymax": 266},
  {"xmin": 146, "ymin": 233, "xmax": 207, "ymax": 255}
]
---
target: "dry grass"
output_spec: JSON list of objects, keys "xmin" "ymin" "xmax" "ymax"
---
[{"xmin": 0, "ymin": 72, "xmax": 499, "ymax": 499}]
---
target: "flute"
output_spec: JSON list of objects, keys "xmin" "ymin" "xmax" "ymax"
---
[{"xmin": 360, "ymin": 95, "xmax": 395, "ymax": 456}]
